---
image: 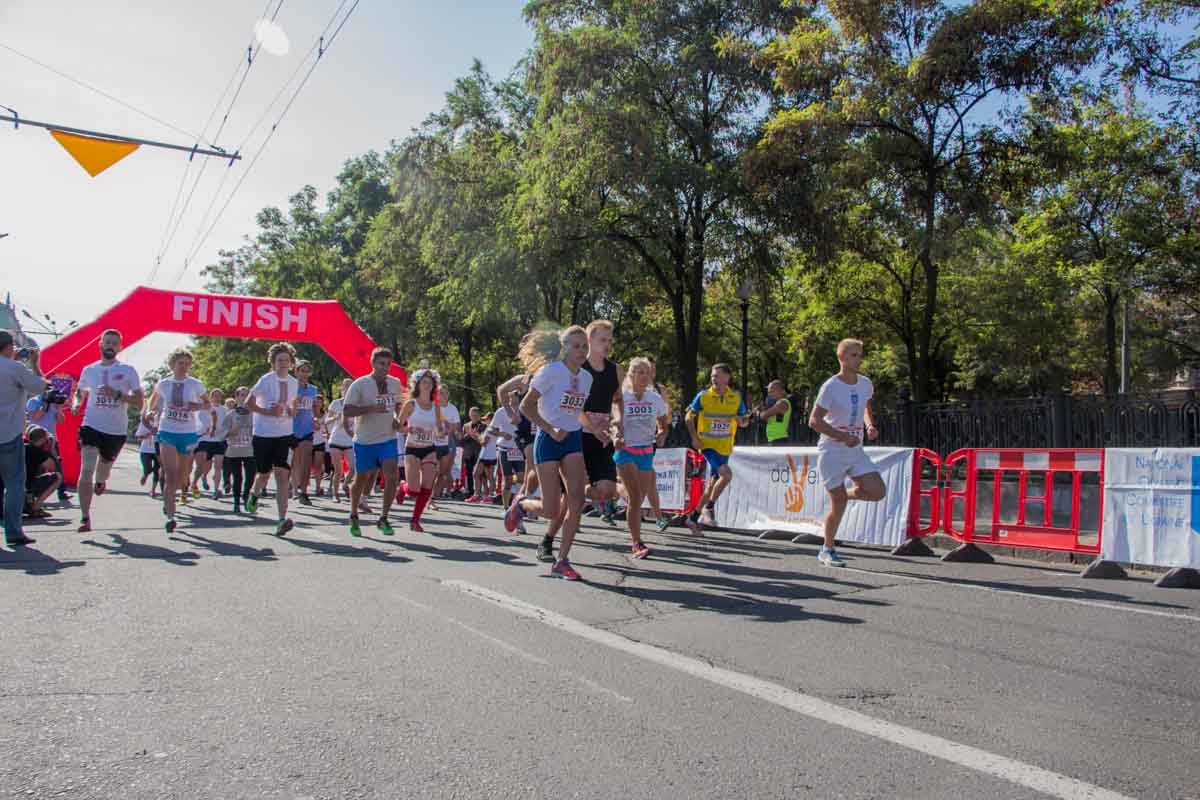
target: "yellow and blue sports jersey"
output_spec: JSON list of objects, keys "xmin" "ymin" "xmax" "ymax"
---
[{"xmin": 687, "ymin": 388, "xmax": 747, "ymax": 456}]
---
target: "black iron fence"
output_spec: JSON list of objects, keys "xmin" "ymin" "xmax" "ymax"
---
[{"xmin": 663, "ymin": 390, "xmax": 1200, "ymax": 452}]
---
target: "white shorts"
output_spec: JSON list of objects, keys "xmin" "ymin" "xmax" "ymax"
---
[{"xmin": 817, "ymin": 445, "xmax": 879, "ymax": 490}]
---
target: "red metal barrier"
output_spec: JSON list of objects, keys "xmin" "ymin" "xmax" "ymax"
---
[
  {"xmin": 943, "ymin": 448, "xmax": 1105, "ymax": 554},
  {"xmin": 908, "ymin": 448, "xmax": 941, "ymax": 538},
  {"xmin": 681, "ymin": 449, "xmax": 705, "ymax": 516}
]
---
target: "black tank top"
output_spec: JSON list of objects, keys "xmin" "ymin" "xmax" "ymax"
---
[{"xmin": 583, "ymin": 357, "xmax": 618, "ymax": 413}]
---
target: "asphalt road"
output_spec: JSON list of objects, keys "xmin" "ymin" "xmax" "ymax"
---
[{"xmin": 3, "ymin": 456, "xmax": 1198, "ymax": 800}]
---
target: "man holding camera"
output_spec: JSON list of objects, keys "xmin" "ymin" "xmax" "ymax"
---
[
  {"xmin": 26, "ymin": 376, "xmax": 69, "ymax": 501},
  {"xmin": 0, "ymin": 330, "xmax": 48, "ymax": 547}
]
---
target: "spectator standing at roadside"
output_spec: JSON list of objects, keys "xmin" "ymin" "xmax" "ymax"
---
[
  {"xmin": 754, "ymin": 380, "xmax": 793, "ymax": 446},
  {"xmin": 0, "ymin": 331, "xmax": 48, "ymax": 547}
]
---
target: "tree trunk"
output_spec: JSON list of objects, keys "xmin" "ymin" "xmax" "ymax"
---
[
  {"xmin": 1103, "ymin": 290, "xmax": 1119, "ymax": 395},
  {"xmin": 460, "ymin": 325, "xmax": 475, "ymax": 409}
]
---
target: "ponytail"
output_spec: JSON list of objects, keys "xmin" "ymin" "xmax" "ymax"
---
[{"xmin": 518, "ymin": 325, "xmax": 587, "ymax": 375}]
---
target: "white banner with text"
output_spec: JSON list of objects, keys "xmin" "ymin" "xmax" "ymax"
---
[
  {"xmin": 1102, "ymin": 449, "xmax": 1200, "ymax": 569},
  {"xmin": 715, "ymin": 447, "xmax": 914, "ymax": 547}
]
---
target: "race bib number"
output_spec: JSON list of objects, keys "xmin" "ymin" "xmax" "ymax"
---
[
  {"xmin": 707, "ymin": 418, "xmax": 732, "ymax": 437},
  {"xmin": 559, "ymin": 391, "xmax": 587, "ymax": 415},
  {"xmin": 409, "ymin": 427, "xmax": 433, "ymax": 446},
  {"xmin": 296, "ymin": 395, "xmax": 313, "ymax": 411},
  {"xmin": 507, "ymin": 446, "xmax": 525, "ymax": 461},
  {"xmin": 165, "ymin": 406, "xmax": 192, "ymax": 424},
  {"xmin": 232, "ymin": 429, "xmax": 251, "ymax": 448},
  {"xmin": 375, "ymin": 394, "xmax": 395, "ymax": 410},
  {"xmin": 94, "ymin": 391, "xmax": 120, "ymax": 409}
]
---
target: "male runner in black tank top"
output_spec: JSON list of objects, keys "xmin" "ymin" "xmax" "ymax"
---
[{"xmin": 581, "ymin": 320, "xmax": 622, "ymax": 517}]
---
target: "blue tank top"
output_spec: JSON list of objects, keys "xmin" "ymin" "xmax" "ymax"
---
[{"xmin": 293, "ymin": 383, "xmax": 317, "ymax": 438}]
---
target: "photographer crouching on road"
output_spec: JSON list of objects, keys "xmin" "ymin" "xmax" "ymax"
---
[{"xmin": 0, "ymin": 330, "xmax": 49, "ymax": 547}]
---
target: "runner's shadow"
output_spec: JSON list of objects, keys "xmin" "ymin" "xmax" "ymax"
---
[
  {"xmin": 21, "ymin": 517, "xmax": 72, "ymax": 528},
  {"xmin": 378, "ymin": 537, "xmax": 533, "ymax": 567},
  {"xmin": 585, "ymin": 573, "xmax": 866, "ymax": 624},
  {"xmin": 170, "ymin": 532, "xmax": 278, "ymax": 562},
  {"xmin": 81, "ymin": 536, "xmax": 200, "ymax": 567},
  {"xmin": 0, "ymin": 547, "xmax": 86, "ymax": 576},
  {"xmin": 283, "ymin": 536, "xmax": 412, "ymax": 564},
  {"xmin": 587, "ymin": 561, "xmax": 889, "ymax": 618}
]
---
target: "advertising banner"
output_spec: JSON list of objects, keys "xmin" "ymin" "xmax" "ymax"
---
[{"xmin": 715, "ymin": 447, "xmax": 915, "ymax": 547}]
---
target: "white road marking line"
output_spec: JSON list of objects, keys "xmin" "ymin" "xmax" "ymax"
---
[
  {"xmin": 391, "ymin": 592, "xmax": 632, "ymax": 704},
  {"xmin": 839, "ymin": 565, "xmax": 1200, "ymax": 623},
  {"xmin": 443, "ymin": 579, "xmax": 1133, "ymax": 800}
]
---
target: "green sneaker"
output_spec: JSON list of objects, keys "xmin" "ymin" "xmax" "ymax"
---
[
  {"xmin": 377, "ymin": 518, "xmax": 394, "ymax": 536},
  {"xmin": 656, "ymin": 515, "xmax": 671, "ymax": 532},
  {"xmin": 246, "ymin": 493, "xmax": 258, "ymax": 514},
  {"xmin": 349, "ymin": 517, "xmax": 362, "ymax": 538}
]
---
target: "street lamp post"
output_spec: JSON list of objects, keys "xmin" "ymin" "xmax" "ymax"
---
[{"xmin": 735, "ymin": 280, "xmax": 754, "ymax": 401}]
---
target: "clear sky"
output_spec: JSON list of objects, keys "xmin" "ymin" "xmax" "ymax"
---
[{"xmin": 0, "ymin": 0, "xmax": 532, "ymax": 375}]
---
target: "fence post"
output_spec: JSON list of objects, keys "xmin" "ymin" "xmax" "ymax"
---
[
  {"xmin": 1050, "ymin": 392, "xmax": 1071, "ymax": 449},
  {"xmin": 896, "ymin": 385, "xmax": 916, "ymax": 447}
]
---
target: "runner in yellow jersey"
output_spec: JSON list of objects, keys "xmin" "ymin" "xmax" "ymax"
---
[{"xmin": 685, "ymin": 363, "xmax": 748, "ymax": 531}]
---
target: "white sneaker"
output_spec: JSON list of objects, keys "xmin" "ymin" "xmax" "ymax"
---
[
  {"xmin": 699, "ymin": 507, "xmax": 716, "ymax": 527},
  {"xmin": 818, "ymin": 547, "xmax": 846, "ymax": 567}
]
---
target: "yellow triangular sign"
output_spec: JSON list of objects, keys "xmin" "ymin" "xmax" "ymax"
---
[{"xmin": 49, "ymin": 129, "xmax": 140, "ymax": 177}]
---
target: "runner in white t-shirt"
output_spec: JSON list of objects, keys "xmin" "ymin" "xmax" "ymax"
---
[
  {"xmin": 505, "ymin": 325, "xmax": 606, "ymax": 582},
  {"xmin": 192, "ymin": 388, "xmax": 229, "ymax": 500},
  {"xmin": 396, "ymin": 367, "xmax": 445, "ymax": 533},
  {"xmin": 326, "ymin": 378, "xmax": 357, "ymax": 504},
  {"xmin": 148, "ymin": 348, "xmax": 206, "ymax": 533},
  {"xmin": 72, "ymin": 329, "xmax": 143, "ymax": 533},
  {"xmin": 490, "ymin": 394, "xmax": 526, "ymax": 514},
  {"xmin": 134, "ymin": 412, "xmax": 161, "ymax": 499},
  {"xmin": 808, "ymin": 338, "xmax": 887, "ymax": 568},
  {"xmin": 433, "ymin": 391, "xmax": 461, "ymax": 505},
  {"xmin": 613, "ymin": 357, "xmax": 671, "ymax": 558},
  {"xmin": 245, "ymin": 342, "xmax": 300, "ymax": 537}
]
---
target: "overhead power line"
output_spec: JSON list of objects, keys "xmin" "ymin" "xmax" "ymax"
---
[{"xmin": 168, "ymin": 0, "xmax": 363, "ymax": 289}]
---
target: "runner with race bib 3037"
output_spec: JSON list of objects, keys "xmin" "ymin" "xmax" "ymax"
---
[{"xmin": 685, "ymin": 363, "xmax": 748, "ymax": 533}]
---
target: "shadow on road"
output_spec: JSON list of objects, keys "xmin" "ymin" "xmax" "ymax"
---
[
  {"xmin": 81, "ymin": 535, "xmax": 200, "ymax": 567},
  {"xmin": 170, "ymin": 532, "xmax": 278, "ymax": 562},
  {"xmin": 0, "ymin": 547, "xmax": 86, "ymax": 576},
  {"xmin": 282, "ymin": 535, "xmax": 413, "ymax": 564}
]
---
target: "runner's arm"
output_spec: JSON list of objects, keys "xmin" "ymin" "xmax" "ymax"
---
[
  {"xmin": 864, "ymin": 398, "xmax": 879, "ymax": 441},
  {"xmin": 519, "ymin": 389, "xmax": 555, "ymax": 436},
  {"xmin": 757, "ymin": 399, "xmax": 789, "ymax": 418},
  {"xmin": 808, "ymin": 404, "xmax": 857, "ymax": 445},
  {"xmin": 610, "ymin": 363, "xmax": 625, "ymax": 429},
  {"xmin": 496, "ymin": 373, "xmax": 527, "ymax": 406}
]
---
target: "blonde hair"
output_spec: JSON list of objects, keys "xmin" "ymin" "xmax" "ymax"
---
[
  {"xmin": 624, "ymin": 357, "xmax": 654, "ymax": 392},
  {"xmin": 837, "ymin": 338, "xmax": 864, "ymax": 356},
  {"xmin": 586, "ymin": 319, "xmax": 614, "ymax": 337},
  {"xmin": 166, "ymin": 347, "xmax": 193, "ymax": 368},
  {"xmin": 517, "ymin": 325, "xmax": 587, "ymax": 375}
]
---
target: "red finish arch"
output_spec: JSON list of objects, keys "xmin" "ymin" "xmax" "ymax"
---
[{"xmin": 40, "ymin": 286, "xmax": 405, "ymax": 487}]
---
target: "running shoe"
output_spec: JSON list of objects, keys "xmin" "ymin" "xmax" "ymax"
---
[
  {"xmin": 378, "ymin": 518, "xmax": 394, "ymax": 536},
  {"xmin": 76, "ymin": 518, "xmax": 91, "ymax": 533},
  {"xmin": 409, "ymin": 520, "xmax": 425, "ymax": 533},
  {"xmin": 818, "ymin": 547, "xmax": 846, "ymax": 568},
  {"xmin": 358, "ymin": 499, "xmax": 372, "ymax": 514},
  {"xmin": 631, "ymin": 542, "xmax": 652, "ymax": 559},
  {"xmin": 150, "ymin": 488, "xmax": 158, "ymax": 499},
  {"xmin": 275, "ymin": 518, "xmax": 294, "ymax": 537},
  {"xmin": 165, "ymin": 517, "xmax": 177, "ymax": 534},
  {"xmin": 504, "ymin": 493, "xmax": 525, "ymax": 533},
  {"xmin": 246, "ymin": 494, "xmax": 258, "ymax": 514},
  {"xmin": 699, "ymin": 506, "xmax": 716, "ymax": 527},
  {"xmin": 298, "ymin": 493, "xmax": 312, "ymax": 507},
  {"xmin": 536, "ymin": 538, "xmax": 555, "ymax": 563},
  {"xmin": 315, "ymin": 487, "xmax": 325, "ymax": 497},
  {"xmin": 551, "ymin": 559, "xmax": 581, "ymax": 581},
  {"xmin": 515, "ymin": 519, "xmax": 528, "ymax": 535},
  {"xmin": 179, "ymin": 492, "xmax": 190, "ymax": 507},
  {"xmin": 94, "ymin": 482, "xmax": 106, "ymax": 496},
  {"xmin": 601, "ymin": 500, "xmax": 617, "ymax": 527},
  {"xmin": 191, "ymin": 485, "xmax": 201, "ymax": 499},
  {"xmin": 684, "ymin": 516, "xmax": 704, "ymax": 535},
  {"xmin": 201, "ymin": 477, "xmax": 210, "ymax": 491},
  {"xmin": 655, "ymin": 515, "xmax": 671, "ymax": 533},
  {"xmin": 349, "ymin": 517, "xmax": 362, "ymax": 538},
  {"xmin": 140, "ymin": 474, "xmax": 148, "ymax": 486},
  {"xmin": 212, "ymin": 489, "xmax": 221, "ymax": 501}
]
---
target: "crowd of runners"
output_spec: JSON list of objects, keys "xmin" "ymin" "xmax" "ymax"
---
[{"xmin": 31, "ymin": 322, "xmax": 887, "ymax": 579}]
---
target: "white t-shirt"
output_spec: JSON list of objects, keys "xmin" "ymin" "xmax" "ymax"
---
[
  {"xmin": 251, "ymin": 372, "xmax": 301, "ymax": 438},
  {"xmin": 156, "ymin": 377, "xmax": 206, "ymax": 434},
  {"xmin": 480, "ymin": 430, "xmax": 498, "ymax": 461},
  {"xmin": 621, "ymin": 389, "xmax": 668, "ymax": 449},
  {"xmin": 78, "ymin": 360, "xmax": 141, "ymax": 435},
  {"xmin": 345, "ymin": 374, "xmax": 403, "ymax": 445},
  {"xmin": 327, "ymin": 399, "xmax": 354, "ymax": 447},
  {"xmin": 815, "ymin": 374, "xmax": 874, "ymax": 449},
  {"xmin": 404, "ymin": 401, "xmax": 440, "ymax": 450},
  {"xmin": 198, "ymin": 405, "xmax": 229, "ymax": 441},
  {"xmin": 226, "ymin": 408, "xmax": 253, "ymax": 452},
  {"xmin": 531, "ymin": 361, "xmax": 592, "ymax": 433},
  {"xmin": 490, "ymin": 407, "xmax": 517, "ymax": 452},
  {"xmin": 435, "ymin": 403, "xmax": 461, "ymax": 446},
  {"xmin": 135, "ymin": 421, "xmax": 157, "ymax": 454}
]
